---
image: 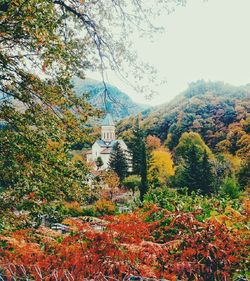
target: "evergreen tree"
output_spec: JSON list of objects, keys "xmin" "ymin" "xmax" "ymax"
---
[
  {"xmin": 175, "ymin": 144, "xmax": 202, "ymax": 193},
  {"xmin": 130, "ymin": 119, "xmax": 145, "ymax": 174},
  {"xmin": 175, "ymin": 143, "xmax": 214, "ymax": 194},
  {"xmin": 140, "ymin": 139, "xmax": 148, "ymax": 201},
  {"xmin": 96, "ymin": 157, "xmax": 104, "ymax": 170},
  {"xmin": 200, "ymin": 150, "xmax": 214, "ymax": 193},
  {"xmin": 129, "ymin": 118, "xmax": 148, "ymax": 201},
  {"xmin": 108, "ymin": 142, "xmax": 128, "ymax": 181}
]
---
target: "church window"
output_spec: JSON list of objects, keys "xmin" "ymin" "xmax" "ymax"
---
[{"xmin": 107, "ymin": 132, "xmax": 109, "ymax": 139}]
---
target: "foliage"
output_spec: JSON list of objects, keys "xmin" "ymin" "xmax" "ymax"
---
[
  {"xmin": 94, "ymin": 199, "xmax": 116, "ymax": 215},
  {"xmin": 238, "ymin": 157, "xmax": 250, "ymax": 188},
  {"xmin": 221, "ymin": 177, "xmax": 241, "ymax": 199},
  {"xmin": 144, "ymin": 186, "xmax": 243, "ymax": 218},
  {"xmin": 146, "ymin": 135, "xmax": 161, "ymax": 151},
  {"xmin": 174, "ymin": 133, "xmax": 214, "ymax": 194},
  {"xmin": 100, "ymin": 170, "xmax": 120, "ymax": 200},
  {"xmin": 62, "ymin": 201, "xmax": 83, "ymax": 217},
  {"xmin": 148, "ymin": 148, "xmax": 175, "ymax": 187},
  {"xmin": 0, "ymin": 204, "xmax": 248, "ymax": 280},
  {"xmin": 174, "ymin": 132, "xmax": 212, "ymax": 160},
  {"xmin": 108, "ymin": 142, "xmax": 128, "ymax": 181},
  {"xmin": 0, "ymin": 0, "xmax": 100, "ymax": 227},
  {"xmin": 123, "ymin": 175, "xmax": 141, "ymax": 195},
  {"xmin": 96, "ymin": 156, "xmax": 104, "ymax": 170},
  {"xmin": 118, "ymin": 80, "xmax": 250, "ymax": 156}
]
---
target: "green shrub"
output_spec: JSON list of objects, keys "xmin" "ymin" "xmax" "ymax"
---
[
  {"xmin": 122, "ymin": 175, "xmax": 141, "ymax": 195},
  {"xmin": 221, "ymin": 177, "xmax": 241, "ymax": 199},
  {"xmin": 144, "ymin": 185, "xmax": 243, "ymax": 221}
]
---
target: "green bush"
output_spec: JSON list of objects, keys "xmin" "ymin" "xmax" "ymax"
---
[
  {"xmin": 144, "ymin": 185, "xmax": 242, "ymax": 221},
  {"xmin": 122, "ymin": 175, "xmax": 141, "ymax": 195},
  {"xmin": 221, "ymin": 177, "xmax": 241, "ymax": 199}
]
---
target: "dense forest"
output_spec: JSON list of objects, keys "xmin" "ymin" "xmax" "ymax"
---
[{"xmin": 118, "ymin": 80, "xmax": 250, "ymax": 157}]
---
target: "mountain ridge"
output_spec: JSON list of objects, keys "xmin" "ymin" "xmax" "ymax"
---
[
  {"xmin": 117, "ymin": 80, "xmax": 250, "ymax": 155},
  {"xmin": 73, "ymin": 77, "xmax": 149, "ymax": 120}
]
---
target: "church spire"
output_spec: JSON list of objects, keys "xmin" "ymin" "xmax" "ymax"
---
[{"xmin": 101, "ymin": 113, "xmax": 115, "ymax": 142}]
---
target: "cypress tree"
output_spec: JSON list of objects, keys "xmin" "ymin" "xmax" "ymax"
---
[
  {"xmin": 130, "ymin": 118, "xmax": 145, "ymax": 174},
  {"xmin": 108, "ymin": 142, "xmax": 128, "ymax": 181},
  {"xmin": 129, "ymin": 118, "xmax": 148, "ymax": 201},
  {"xmin": 140, "ymin": 138, "xmax": 148, "ymax": 201},
  {"xmin": 200, "ymin": 150, "xmax": 214, "ymax": 194}
]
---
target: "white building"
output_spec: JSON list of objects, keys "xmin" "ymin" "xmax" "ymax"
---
[{"xmin": 86, "ymin": 114, "xmax": 129, "ymax": 170}]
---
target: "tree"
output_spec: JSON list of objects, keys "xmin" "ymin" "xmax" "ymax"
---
[
  {"xmin": 0, "ymin": 0, "xmax": 99, "ymax": 226},
  {"xmin": 100, "ymin": 170, "xmax": 120, "ymax": 200},
  {"xmin": 96, "ymin": 156, "xmax": 104, "ymax": 170},
  {"xmin": 221, "ymin": 177, "xmax": 241, "ymax": 199},
  {"xmin": 123, "ymin": 175, "xmax": 141, "ymax": 195},
  {"xmin": 146, "ymin": 135, "xmax": 161, "ymax": 152},
  {"xmin": 174, "ymin": 132, "xmax": 214, "ymax": 194},
  {"xmin": 175, "ymin": 132, "xmax": 212, "ymax": 161},
  {"xmin": 108, "ymin": 142, "xmax": 128, "ymax": 181},
  {"xmin": 129, "ymin": 118, "xmax": 148, "ymax": 201},
  {"xmin": 200, "ymin": 150, "xmax": 214, "ymax": 193},
  {"xmin": 238, "ymin": 157, "xmax": 250, "ymax": 188},
  {"xmin": 148, "ymin": 148, "xmax": 175, "ymax": 187}
]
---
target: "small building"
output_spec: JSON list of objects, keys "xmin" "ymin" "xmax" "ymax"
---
[{"xmin": 86, "ymin": 114, "xmax": 129, "ymax": 170}]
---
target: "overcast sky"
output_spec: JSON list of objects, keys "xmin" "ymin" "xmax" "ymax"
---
[{"xmin": 88, "ymin": 0, "xmax": 250, "ymax": 106}]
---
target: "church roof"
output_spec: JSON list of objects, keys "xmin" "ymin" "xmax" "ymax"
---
[
  {"xmin": 100, "ymin": 148, "xmax": 112, "ymax": 154},
  {"xmin": 96, "ymin": 139, "xmax": 116, "ymax": 148},
  {"xmin": 95, "ymin": 139, "xmax": 126, "ymax": 149},
  {"xmin": 101, "ymin": 113, "xmax": 114, "ymax": 126}
]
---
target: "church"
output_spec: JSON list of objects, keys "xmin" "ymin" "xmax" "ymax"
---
[{"xmin": 86, "ymin": 114, "xmax": 129, "ymax": 170}]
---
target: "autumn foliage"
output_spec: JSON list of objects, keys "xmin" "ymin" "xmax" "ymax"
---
[{"xmin": 0, "ymin": 204, "xmax": 248, "ymax": 281}]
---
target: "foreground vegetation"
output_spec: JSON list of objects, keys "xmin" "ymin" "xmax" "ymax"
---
[{"xmin": 0, "ymin": 191, "xmax": 249, "ymax": 280}]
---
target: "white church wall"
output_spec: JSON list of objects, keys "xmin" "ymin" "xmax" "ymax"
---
[
  {"xmin": 100, "ymin": 154, "xmax": 110, "ymax": 169},
  {"xmin": 92, "ymin": 142, "xmax": 102, "ymax": 160}
]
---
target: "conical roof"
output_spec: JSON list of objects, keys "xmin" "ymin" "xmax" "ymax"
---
[{"xmin": 102, "ymin": 113, "xmax": 114, "ymax": 126}]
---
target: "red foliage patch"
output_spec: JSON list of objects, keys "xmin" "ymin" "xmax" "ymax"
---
[{"xmin": 0, "ymin": 206, "xmax": 248, "ymax": 280}]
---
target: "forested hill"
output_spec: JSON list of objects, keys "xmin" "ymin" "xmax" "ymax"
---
[
  {"xmin": 73, "ymin": 77, "xmax": 149, "ymax": 120},
  {"xmin": 117, "ymin": 80, "xmax": 250, "ymax": 156}
]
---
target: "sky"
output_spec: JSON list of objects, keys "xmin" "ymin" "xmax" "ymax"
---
[{"xmin": 88, "ymin": 0, "xmax": 250, "ymax": 106}]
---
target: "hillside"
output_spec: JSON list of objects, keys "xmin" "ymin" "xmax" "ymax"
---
[
  {"xmin": 73, "ymin": 77, "xmax": 149, "ymax": 120},
  {"xmin": 117, "ymin": 80, "xmax": 250, "ymax": 155}
]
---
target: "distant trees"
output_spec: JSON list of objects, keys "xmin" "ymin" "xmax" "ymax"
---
[
  {"xmin": 108, "ymin": 142, "xmax": 128, "ymax": 181},
  {"xmin": 238, "ymin": 158, "xmax": 250, "ymax": 188},
  {"xmin": 146, "ymin": 135, "xmax": 161, "ymax": 152},
  {"xmin": 127, "ymin": 126, "xmax": 248, "ymax": 196},
  {"xmin": 119, "ymin": 81, "xmax": 250, "ymax": 156}
]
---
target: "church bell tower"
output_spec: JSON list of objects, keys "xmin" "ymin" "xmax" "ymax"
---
[{"xmin": 101, "ymin": 113, "xmax": 115, "ymax": 143}]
